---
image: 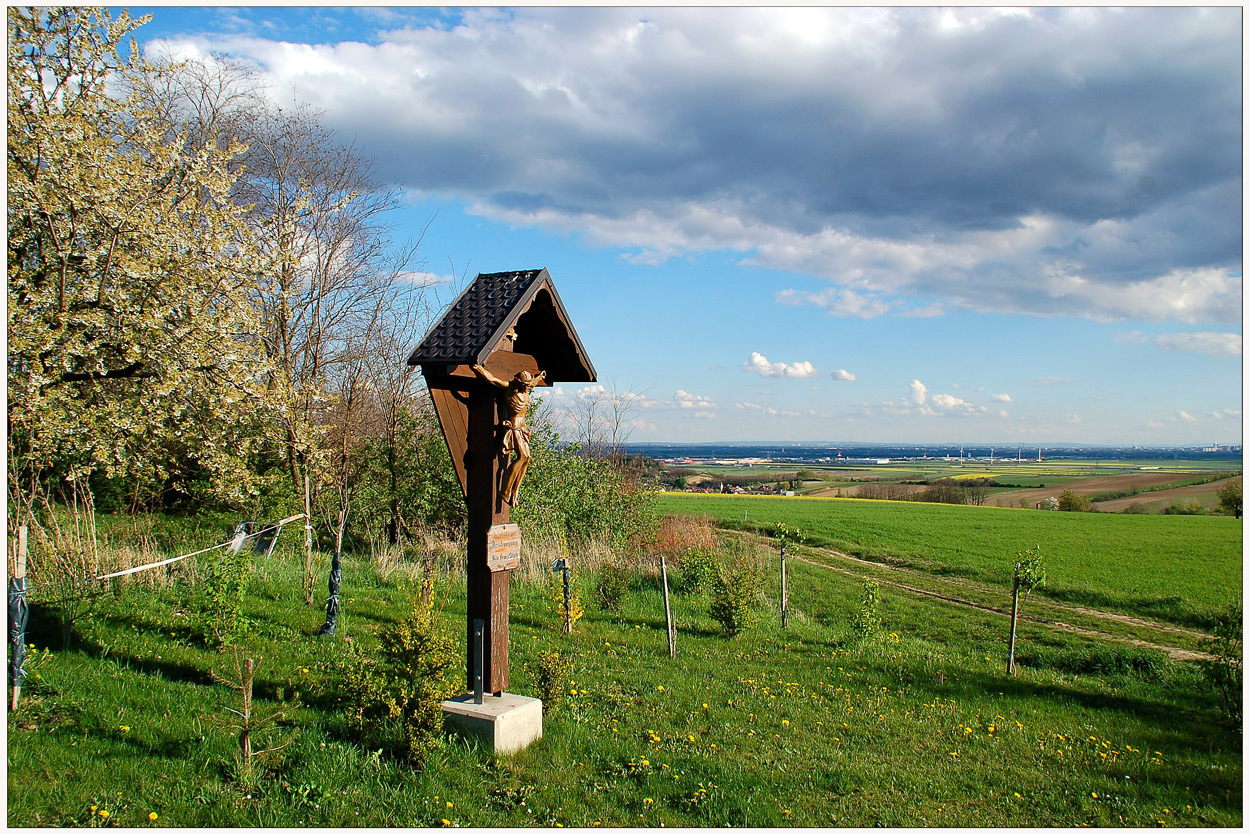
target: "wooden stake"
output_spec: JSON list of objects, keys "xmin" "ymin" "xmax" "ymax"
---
[
  {"xmin": 1007, "ymin": 583, "xmax": 1021, "ymax": 675},
  {"xmin": 660, "ymin": 556, "xmax": 676, "ymax": 658},
  {"xmin": 303, "ymin": 473, "xmax": 314, "ymax": 606},
  {"xmin": 240, "ymin": 657, "xmax": 254, "ymax": 781},
  {"xmin": 780, "ymin": 545, "xmax": 789, "ymax": 629}
]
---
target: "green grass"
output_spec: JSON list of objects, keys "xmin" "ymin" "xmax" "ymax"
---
[
  {"xmin": 658, "ymin": 493, "xmax": 1241, "ymax": 630},
  {"xmin": 7, "ymin": 511, "xmax": 1242, "ymax": 828}
]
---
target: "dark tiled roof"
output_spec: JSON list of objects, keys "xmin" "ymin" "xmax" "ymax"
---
[{"xmin": 408, "ymin": 269, "xmax": 544, "ymax": 365}]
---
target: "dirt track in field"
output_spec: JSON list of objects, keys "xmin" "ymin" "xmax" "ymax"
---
[{"xmin": 732, "ymin": 529, "xmax": 1213, "ymax": 662}]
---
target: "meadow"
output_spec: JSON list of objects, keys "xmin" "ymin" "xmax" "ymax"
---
[
  {"xmin": 658, "ymin": 493, "xmax": 1242, "ymax": 631},
  {"xmin": 6, "ymin": 504, "xmax": 1242, "ymax": 828}
]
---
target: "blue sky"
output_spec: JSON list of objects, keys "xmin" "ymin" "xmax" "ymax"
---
[{"xmin": 124, "ymin": 6, "xmax": 1242, "ymax": 446}]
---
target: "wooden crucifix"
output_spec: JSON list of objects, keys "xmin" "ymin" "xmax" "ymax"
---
[{"xmin": 408, "ymin": 269, "xmax": 595, "ymax": 695}]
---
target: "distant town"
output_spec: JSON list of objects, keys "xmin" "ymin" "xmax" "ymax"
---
[{"xmin": 626, "ymin": 442, "xmax": 1242, "ymax": 467}]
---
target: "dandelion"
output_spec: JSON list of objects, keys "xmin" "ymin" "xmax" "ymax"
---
[
  {"xmin": 446, "ymin": 802, "xmax": 454, "ymax": 808},
  {"xmin": 782, "ymin": 720, "xmax": 790, "ymax": 726},
  {"xmin": 119, "ymin": 725, "xmax": 130, "ymax": 732},
  {"xmin": 657, "ymin": 685, "xmax": 664, "ymax": 691},
  {"xmin": 99, "ymin": 810, "xmax": 110, "ymax": 819},
  {"xmin": 149, "ymin": 812, "xmax": 158, "ymax": 821}
]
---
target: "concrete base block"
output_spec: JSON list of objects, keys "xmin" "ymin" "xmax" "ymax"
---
[{"xmin": 442, "ymin": 692, "xmax": 543, "ymax": 754}]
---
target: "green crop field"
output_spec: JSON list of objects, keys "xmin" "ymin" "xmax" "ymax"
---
[
  {"xmin": 6, "ymin": 505, "xmax": 1242, "ymax": 827},
  {"xmin": 657, "ymin": 493, "xmax": 1242, "ymax": 630}
]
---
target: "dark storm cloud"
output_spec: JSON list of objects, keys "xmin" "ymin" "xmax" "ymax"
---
[{"xmin": 153, "ymin": 6, "xmax": 1241, "ymax": 323}]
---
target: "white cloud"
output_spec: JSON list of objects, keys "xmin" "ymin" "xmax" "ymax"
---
[
  {"xmin": 830, "ymin": 369, "xmax": 857, "ymax": 382},
  {"xmin": 154, "ymin": 7, "xmax": 1240, "ymax": 326},
  {"xmin": 733, "ymin": 402, "xmax": 813, "ymax": 418},
  {"xmin": 741, "ymin": 351, "xmax": 820, "ymax": 379},
  {"xmin": 931, "ymin": 393, "xmax": 978, "ymax": 413},
  {"xmin": 1178, "ymin": 411, "xmax": 1198, "ymax": 423},
  {"xmin": 907, "ymin": 379, "xmax": 927, "ymax": 407},
  {"xmin": 775, "ymin": 288, "xmax": 891, "ymax": 319},
  {"xmin": 674, "ymin": 389, "xmax": 718, "ymax": 411},
  {"xmin": 1153, "ymin": 331, "xmax": 1241, "ymax": 356},
  {"xmin": 992, "ymin": 393, "xmax": 1013, "ymax": 403}
]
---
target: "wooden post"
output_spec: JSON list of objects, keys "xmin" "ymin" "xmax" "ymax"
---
[
  {"xmin": 660, "ymin": 556, "xmax": 676, "ymax": 658},
  {"xmin": 465, "ymin": 388, "xmax": 511, "ymax": 694},
  {"xmin": 780, "ymin": 544, "xmax": 789, "ymax": 629},
  {"xmin": 1007, "ymin": 582, "xmax": 1021, "ymax": 675},
  {"xmin": 240, "ymin": 657, "xmax": 254, "ymax": 780},
  {"xmin": 303, "ymin": 473, "xmax": 315, "ymax": 605}
]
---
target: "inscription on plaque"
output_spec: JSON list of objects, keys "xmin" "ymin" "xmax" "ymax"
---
[{"xmin": 486, "ymin": 523, "xmax": 522, "ymax": 572}]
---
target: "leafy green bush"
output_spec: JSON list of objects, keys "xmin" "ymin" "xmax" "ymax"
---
[
  {"xmin": 708, "ymin": 562, "xmax": 764, "ymax": 636},
  {"xmin": 511, "ymin": 410, "xmax": 657, "ymax": 549},
  {"xmin": 1163, "ymin": 502, "xmax": 1208, "ymax": 516},
  {"xmin": 852, "ymin": 578, "xmax": 882, "ymax": 639},
  {"xmin": 200, "ymin": 546, "xmax": 252, "ymax": 647},
  {"xmin": 675, "ymin": 548, "xmax": 719, "ymax": 595},
  {"xmin": 339, "ymin": 586, "xmax": 459, "ymax": 766},
  {"xmin": 595, "ymin": 563, "xmax": 632, "ymax": 613},
  {"xmin": 531, "ymin": 649, "xmax": 571, "ymax": 710},
  {"xmin": 1200, "ymin": 599, "xmax": 1242, "ymax": 723},
  {"xmin": 1057, "ymin": 490, "xmax": 1092, "ymax": 512},
  {"xmin": 1216, "ymin": 476, "xmax": 1242, "ymax": 517},
  {"xmin": 356, "ymin": 405, "xmax": 466, "ymax": 541}
]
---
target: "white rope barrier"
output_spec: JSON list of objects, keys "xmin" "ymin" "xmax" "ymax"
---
[{"xmin": 28, "ymin": 513, "xmax": 306, "ymax": 591}]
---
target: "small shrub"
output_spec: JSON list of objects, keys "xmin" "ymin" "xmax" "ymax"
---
[
  {"xmin": 1057, "ymin": 490, "xmax": 1092, "ymax": 512},
  {"xmin": 201, "ymin": 545, "xmax": 252, "ymax": 647},
  {"xmin": 852, "ymin": 578, "xmax": 882, "ymax": 639},
  {"xmin": 532, "ymin": 649, "xmax": 571, "ymax": 710},
  {"xmin": 675, "ymin": 547, "xmax": 719, "ymax": 595},
  {"xmin": 1216, "ymin": 476, "xmax": 1242, "ymax": 517},
  {"xmin": 595, "ymin": 563, "xmax": 632, "ymax": 613},
  {"xmin": 708, "ymin": 562, "xmax": 764, "ymax": 636},
  {"xmin": 340, "ymin": 585, "xmax": 459, "ymax": 767},
  {"xmin": 1200, "ymin": 599, "xmax": 1242, "ymax": 723},
  {"xmin": 1038, "ymin": 497, "xmax": 1059, "ymax": 511}
]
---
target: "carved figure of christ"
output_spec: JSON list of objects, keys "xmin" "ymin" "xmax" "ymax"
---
[{"xmin": 470, "ymin": 363, "xmax": 546, "ymax": 506}]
